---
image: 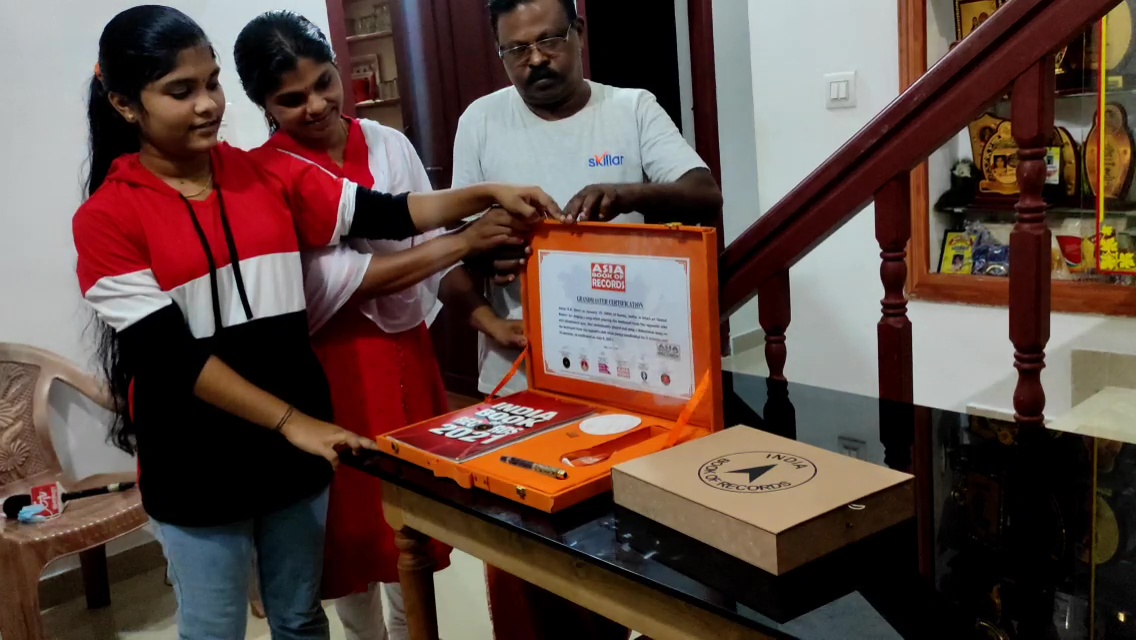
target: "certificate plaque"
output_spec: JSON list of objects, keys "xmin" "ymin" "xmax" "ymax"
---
[{"xmin": 538, "ymin": 251, "xmax": 695, "ymax": 399}]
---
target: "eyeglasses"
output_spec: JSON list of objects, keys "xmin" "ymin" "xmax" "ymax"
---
[{"xmin": 498, "ymin": 26, "xmax": 574, "ymax": 66}]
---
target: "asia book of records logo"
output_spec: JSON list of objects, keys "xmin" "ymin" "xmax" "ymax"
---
[{"xmin": 591, "ymin": 263, "xmax": 626, "ymax": 292}]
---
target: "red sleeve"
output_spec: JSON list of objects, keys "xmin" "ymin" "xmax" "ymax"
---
[
  {"xmin": 249, "ymin": 147, "xmax": 356, "ymax": 250},
  {"xmin": 74, "ymin": 201, "xmax": 173, "ymax": 330},
  {"xmin": 74, "ymin": 200, "xmax": 210, "ymax": 397}
]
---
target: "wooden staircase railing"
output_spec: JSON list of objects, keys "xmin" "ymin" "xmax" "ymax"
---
[
  {"xmin": 718, "ymin": 0, "xmax": 1119, "ymax": 580},
  {"xmin": 719, "ymin": 0, "xmax": 1120, "ymax": 430}
]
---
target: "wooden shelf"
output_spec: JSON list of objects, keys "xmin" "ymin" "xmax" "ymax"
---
[
  {"xmin": 347, "ymin": 31, "xmax": 393, "ymax": 44},
  {"xmin": 909, "ymin": 271, "xmax": 1136, "ymax": 316},
  {"xmin": 356, "ymin": 97, "xmax": 400, "ymax": 109},
  {"xmin": 937, "ymin": 202, "xmax": 1136, "ymax": 219}
]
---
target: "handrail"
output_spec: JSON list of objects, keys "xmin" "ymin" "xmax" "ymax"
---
[{"xmin": 719, "ymin": 0, "xmax": 1121, "ymax": 317}]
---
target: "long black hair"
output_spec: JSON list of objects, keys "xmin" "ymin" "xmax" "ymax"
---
[
  {"xmin": 234, "ymin": 11, "xmax": 336, "ymax": 132},
  {"xmin": 85, "ymin": 5, "xmax": 209, "ymax": 454}
]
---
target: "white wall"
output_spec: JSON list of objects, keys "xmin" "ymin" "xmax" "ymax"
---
[
  {"xmin": 673, "ymin": 0, "xmax": 696, "ymax": 146},
  {"xmin": 743, "ymin": 0, "xmax": 899, "ymax": 399},
  {"xmin": 738, "ymin": 0, "xmax": 1136, "ymax": 415},
  {"xmin": 711, "ymin": 1, "xmax": 759, "ymax": 249},
  {"xmin": 0, "ymin": 0, "xmax": 332, "ymax": 568},
  {"xmin": 671, "ymin": 0, "xmax": 763, "ymax": 339}
]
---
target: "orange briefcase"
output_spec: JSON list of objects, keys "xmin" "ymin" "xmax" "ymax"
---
[{"xmin": 378, "ymin": 221, "xmax": 722, "ymax": 512}]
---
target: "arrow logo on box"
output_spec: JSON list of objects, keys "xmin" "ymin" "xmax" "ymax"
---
[{"xmin": 727, "ymin": 464, "xmax": 777, "ymax": 483}]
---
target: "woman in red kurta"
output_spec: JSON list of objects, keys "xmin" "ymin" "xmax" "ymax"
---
[
  {"xmin": 283, "ymin": 119, "xmax": 454, "ymax": 590},
  {"xmin": 235, "ymin": 12, "xmax": 528, "ymax": 640}
]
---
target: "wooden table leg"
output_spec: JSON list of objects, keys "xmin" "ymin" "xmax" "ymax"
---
[
  {"xmin": 382, "ymin": 481, "xmax": 777, "ymax": 640},
  {"xmin": 396, "ymin": 527, "xmax": 439, "ymax": 640},
  {"xmin": 80, "ymin": 545, "xmax": 111, "ymax": 609}
]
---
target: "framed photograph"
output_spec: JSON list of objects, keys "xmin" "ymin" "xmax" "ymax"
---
[{"xmin": 954, "ymin": 0, "xmax": 1006, "ymax": 42}]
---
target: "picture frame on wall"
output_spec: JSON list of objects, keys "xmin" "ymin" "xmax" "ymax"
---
[{"xmin": 954, "ymin": 0, "xmax": 1006, "ymax": 42}]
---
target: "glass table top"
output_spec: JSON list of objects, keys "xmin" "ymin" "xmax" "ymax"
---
[{"xmin": 350, "ymin": 372, "xmax": 1135, "ymax": 640}]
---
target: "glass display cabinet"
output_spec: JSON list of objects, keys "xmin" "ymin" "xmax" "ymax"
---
[{"xmin": 906, "ymin": 0, "xmax": 1136, "ymax": 315}]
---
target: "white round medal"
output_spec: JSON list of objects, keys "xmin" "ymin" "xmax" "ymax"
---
[{"xmin": 579, "ymin": 414, "xmax": 642, "ymax": 436}]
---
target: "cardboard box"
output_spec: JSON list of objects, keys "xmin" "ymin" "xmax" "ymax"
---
[
  {"xmin": 379, "ymin": 222, "xmax": 722, "ymax": 512},
  {"xmin": 612, "ymin": 426, "xmax": 914, "ymax": 575}
]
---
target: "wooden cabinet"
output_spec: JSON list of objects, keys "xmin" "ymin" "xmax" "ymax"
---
[{"xmin": 327, "ymin": 0, "xmax": 509, "ymax": 188}]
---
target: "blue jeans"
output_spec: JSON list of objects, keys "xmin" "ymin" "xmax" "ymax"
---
[{"xmin": 153, "ymin": 488, "xmax": 331, "ymax": 640}]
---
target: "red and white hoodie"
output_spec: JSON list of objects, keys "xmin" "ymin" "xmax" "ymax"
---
[{"xmin": 73, "ymin": 142, "xmax": 414, "ymax": 526}]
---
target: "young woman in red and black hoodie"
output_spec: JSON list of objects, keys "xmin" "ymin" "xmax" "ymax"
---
[{"xmin": 73, "ymin": 7, "xmax": 557, "ymax": 639}]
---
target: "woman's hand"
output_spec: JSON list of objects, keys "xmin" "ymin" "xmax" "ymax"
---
[
  {"xmin": 459, "ymin": 208, "xmax": 532, "ymax": 255},
  {"xmin": 489, "ymin": 185, "xmax": 565, "ymax": 222},
  {"xmin": 484, "ymin": 317, "xmax": 527, "ymax": 349},
  {"xmin": 280, "ymin": 413, "xmax": 378, "ymax": 467}
]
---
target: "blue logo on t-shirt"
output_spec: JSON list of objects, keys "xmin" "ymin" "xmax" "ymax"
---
[{"xmin": 588, "ymin": 152, "xmax": 625, "ymax": 168}]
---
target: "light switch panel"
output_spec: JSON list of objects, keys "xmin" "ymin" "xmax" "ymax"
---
[{"xmin": 824, "ymin": 71, "xmax": 857, "ymax": 110}]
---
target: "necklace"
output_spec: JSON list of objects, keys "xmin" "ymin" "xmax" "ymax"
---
[{"xmin": 178, "ymin": 173, "xmax": 214, "ymax": 200}]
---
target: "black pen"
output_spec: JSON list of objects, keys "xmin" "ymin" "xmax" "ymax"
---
[{"xmin": 500, "ymin": 456, "xmax": 569, "ymax": 480}]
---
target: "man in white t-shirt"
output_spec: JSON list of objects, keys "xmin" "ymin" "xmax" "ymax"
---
[
  {"xmin": 453, "ymin": 0, "xmax": 722, "ymax": 400},
  {"xmin": 452, "ymin": 1, "xmax": 721, "ymax": 638}
]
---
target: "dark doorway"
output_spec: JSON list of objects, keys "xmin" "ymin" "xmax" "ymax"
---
[{"xmin": 585, "ymin": 0, "xmax": 684, "ymax": 131}]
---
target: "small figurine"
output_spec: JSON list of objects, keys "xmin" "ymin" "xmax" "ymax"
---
[{"xmin": 935, "ymin": 160, "xmax": 981, "ymax": 210}]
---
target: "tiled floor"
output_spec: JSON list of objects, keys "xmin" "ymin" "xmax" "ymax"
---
[
  {"xmin": 722, "ymin": 344, "xmax": 768, "ymax": 377},
  {"xmin": 41, "ymin": 551, "xmax": 494, "ymax": 639}
]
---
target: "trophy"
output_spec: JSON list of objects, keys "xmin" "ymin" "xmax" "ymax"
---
[
  {"xmin": 1053, "ymin": 127, "xmax": 1079, "ymax": 198},
  {"xmin": 978, "ymin": 121, "xmax": 1019, "ymax": 196},
  {"xmin": 1084, "ymin": 103, "xmax": 1136, "ymax": 200},
  {"xmin": 967, "ymin": 114, "xmax": 1079, "ymax": 202}
]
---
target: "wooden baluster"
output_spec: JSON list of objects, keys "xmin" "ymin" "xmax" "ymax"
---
[
  {"xmin": 874, "ymin": 173, "xmax": 926, "ymax": 578},
  {"xmin": 1010, "ymin": 59, "xmax": 1055, "ymax": 431},
  {"xmin": 757, "ymin": 271, "xmax": 791, "ymax": 382},
  {"xmin": 875, "ymin": 174, "xmax": 914, "ymax": 407},
  {"xmin": 757, "ymin": 271, "xmax": 795, "ymax": 437},
  {"xmin": 874, "ymin": 173, "xmax": 915, "ymax": 471}
]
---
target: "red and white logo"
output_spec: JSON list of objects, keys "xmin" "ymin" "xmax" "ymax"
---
[
  {"xmin": 30, "ymin": 482, "xmax": 64, "ymax": 518},
  {"xmin": 591, "ymin": 263, "xmax": 627, "ymax": 292}
]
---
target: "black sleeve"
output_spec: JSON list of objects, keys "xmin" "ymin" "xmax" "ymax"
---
[
  {"xmin": 348, "ymin": 189, "xmax": 419, "ymax": 240},
  {"xmin": 117, "ymin": 303, "xmax": 211, "ymax": 397}
]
